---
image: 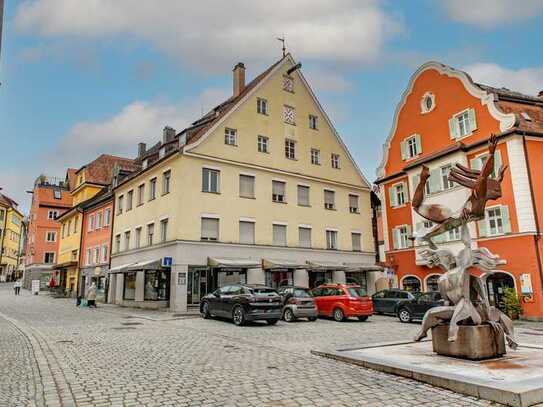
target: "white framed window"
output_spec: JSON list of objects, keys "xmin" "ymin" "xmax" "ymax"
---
[
  {"xmin": 282, "ymin": 75, "xmax": 294, "ymax": 93},
  {"xmin": 326, "ymin": 230, "xmax": 338, "ymax": 250},
  {"xmin": 273, "ymin": 224, "xmax": 287, "ymax": 246},
  {"xmin": 352, "ymin": 232, "xmax": 362, "ymax": 252},
  {"xmin": 470, "ymin": 150, "xmax": 502, "ymax": 179},
  {"xmin": 126, "ymin": 190, "xmax": 133, "ymax": 211},
  {"xmin": 101, "ymin": 244, "xmax": 108, "ymax": 263},
  {"xmin": 47, "ymin": 210, "xmax": 59, "ymax": 220},
  {"xmin": 297, "ymin": 185, "xmax": 310, "ymax": 207},
  {"xmin": 124, "ymin": 231, "xmax": 131, "ymax": 251},
  {"xmin": 449, "ymin": 108, "xmax": 477, "ymax": 139},
  {"xmin": 448, "ymin": 227, "xmax": 460, "ymax": 241},
  {"xmin": 272, "ymin": 181, "xmax": 286, "ymax": 203},
  {"xmin": 349, "ymin": 194, "xmax": 359, "ymax": 213},
  {"xmin": 149, "ymin": 178, "xmax": 157, "ymax": 201},
  {"xmin": 283, "ymin": 105, "xmax": 296, "ymax": 125},
  {"xmin": 162, "ymin": 170, "xmax": 171, "ymax": 195},
  {"xmin": 392, "ymin": 225, "xmax": 411, "ymax": 250},
  {"xmin": 298, "ymin": 227, "xmax": 311, "ymax": 248},
  {"xmin": 331, "ymin": 153, "xmax": 340, "ymax": 169},
  {"xmin": 117, "ymin": 195, "xmax": 124, "ymax": 215},
  {"xmin": 104, "ymin": 208, "xmax": 111, "ymax": 226},
  {"xmin": 137, "ymin": 184, "xmax": 145, "ymax": 206},
  {"xmin": 420, "ymin": 92, "xmax": 435, "ymax": 113},
  {"xmin": 389, "ymin": 182, "xmax": 407, "ymax": 208},
  {"xmin": 257, "ymin": 98, "xmax": 268, "ymax": 115},
  {"xmin": 285, "ymin": 139, "xmax": 296, "ymax": 159},
  {"xmin": 86, "ymin": 248, "xmax": 92, "ymax": 265},
  {"xmin": 96, "ymin": 211, "xmax": 103, "ymax": 229},
  {"xmin": 309, "ymin": 114, "xmax": 318, "ymax": 130},
  {"xmin": 311, "ymin": 148, "xmax": 320, "ymax": 165},
  {"xmin": 239, "ymin": 221, "xmax": 255, "ymax": 244},
  {"xmin": 46, "ymin": 231, "xmax": 56, "ymax": 242},
  {"xmin": 53, "ymin": 189, "xmax": 62, "ymax": 199},
  {"xmin": 88, "ymin": 215, "xmax": 95, "ymax": 232},
  {"xmin": 224, "ymin": 128, "xmax": 237, "ymax": 146},
  {"xmin": 202, "ymin": 168, "xmax": 220, "ymax": 193},
  {"xmin": 115, "ymin": 234, "xmax": 121, "ymax": 253},
  {"xmin": 239, "ymin": 175, "xmax": 255, "ymax": 199},
  {"xmin": 94, "ymin": 246, "xmax": 100, "ymax": 264},
  {"xmin": 479, "ymin": 206, "xmax": 511, "ymax": 237},
  {"xmin": 135, "ymin": 227, "xmax": 142, "ymax": 249},
  {"xmin": 401, "ymin": 134, "xmax": 422, "ymax": 160},
  {"xmin": 257, "ymin": 135, "xmax": 269, "ymax": 153},
  {"xmin": 324, "ymin": 190, "xmax": 335, "ymax": 210},
  {"xmin": 44, "ymin": 252, "xmax": 55, "ymax": 264},
  {"xmin": 147, "ymin": 223, "xmax": 154, "ymax": 246},
  {"xmin": 201, "ymin": 218, "xmax": 219, "ymax": 241},
  {"xmin": 440, "ymin": 165, "xmax": 454, "ymax": 190},
  {"xmin": 160, "ymin": 218, "xmax": 168, "ymax": 243}
]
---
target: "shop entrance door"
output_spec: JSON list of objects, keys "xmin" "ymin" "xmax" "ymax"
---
[
  {"xmin": 187, "ymin": 268, "xmax": 209, "ymax": 306},
  {"xmin": 486, "ymin": 272, "xmax": 515, "ymax": 313}
]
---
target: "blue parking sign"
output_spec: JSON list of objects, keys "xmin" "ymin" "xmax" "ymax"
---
[{"xmin": 162, "ymin": 257, "xmax": 173, "ymax": 267}]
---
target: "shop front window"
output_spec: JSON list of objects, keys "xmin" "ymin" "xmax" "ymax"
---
[
  {"xmin": 402, "ymin": 276, "xmax": 422, "ymax": 292},
  {"xmin": 265, "ymin": 270, "xmax": 293, "ymax": 288},
  {"xmin": 144, "ymin": 270, "xmax": 170, "ymax": 301},
  {"xmin": 123, "ymin": 272, "xmax": 136, "ymax": 300},
  {"xmin": 309, "ymin": 271, "xmax": 332, "ymax": 288},
  {"xmin": 217, "ymin": 269, "xmax": 247, "ymax": 287},
  {"xmin": 345, "ymin": 272, "xmax": 367, "ymax": 291}
]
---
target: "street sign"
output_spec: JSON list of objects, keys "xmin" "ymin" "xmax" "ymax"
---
[{"xmin": 162, "ymin": 257, "xmax": 173, "ymax": 267}]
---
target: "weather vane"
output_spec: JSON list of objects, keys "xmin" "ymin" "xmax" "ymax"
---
[{"xmin": 276, "ymin": 36, "xmax": 286, "ymax": 57}]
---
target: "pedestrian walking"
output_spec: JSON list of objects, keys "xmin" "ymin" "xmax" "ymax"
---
[
  {"xmin": 87, "ymin": 282, "xmax": 97, "ymax": 308},
  {"xmin": 13, "ymin": 279, "xmax": 22, "ymax": 295}
]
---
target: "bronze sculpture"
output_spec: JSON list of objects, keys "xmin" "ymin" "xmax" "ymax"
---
[{"xmin": 411, "ymin": 135, "xmax": 517, "ymax": 353}]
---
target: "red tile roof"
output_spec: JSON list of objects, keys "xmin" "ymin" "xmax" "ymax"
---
[
  {"xmin": 0, "ymin": 192, "xmax": 18, "ymax": 209},
  {"xmin": 77, "ymin": 154, "xmax": 138, "ymax": 187}
]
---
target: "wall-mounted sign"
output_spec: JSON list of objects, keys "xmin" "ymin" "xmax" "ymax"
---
[
  {"xmin": 162, "ymin": 257, "xmax": 173, "ymax": 267},
  {"xmin": 520, "ymin": 273, "xmax": 533, "ymax": 295},
  {"xmin": 177, "ymin": 272, "xmax": 186, "ymax": 286}
]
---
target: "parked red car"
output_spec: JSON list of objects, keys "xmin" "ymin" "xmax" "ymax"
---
[{"xmin": 311, "ymin": 284, "xmax": 373, "ymax": 322}]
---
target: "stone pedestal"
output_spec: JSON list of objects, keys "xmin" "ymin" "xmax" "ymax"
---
[{"xmin": 432, "ymin": 324, "xmax": 506, "ymax": 360}]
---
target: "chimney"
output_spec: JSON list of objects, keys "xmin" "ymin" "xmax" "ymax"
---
[
  {"xmin": 233, "ymin": 62, "xmax": 245, "ymax": 97},
  {"xmin": 138, "ymin": 142, "xmax": 146, "ymax": 159},
  {"xmin": 163, "ymin": 126, "xmax": 176, "ymax": 143}
]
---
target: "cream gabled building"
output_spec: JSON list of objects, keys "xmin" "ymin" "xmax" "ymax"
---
[{"xmin": 109, "ymin": 54, "xmax": 379, "ymax": 311}]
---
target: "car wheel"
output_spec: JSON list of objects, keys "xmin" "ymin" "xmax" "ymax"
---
[
  {"xmin": 232, "ymin": 305, "xmax": 246, "ymax": 326},
  {"xmin": 201, "ymin": 301, "xmax": 211, "ymax": 319},
  {"xmin": 398, "ymin": 308, "xmax": 411, "ymax": 323},
  {"xmin": 266, "ymin": 319, "xmax": 279, "ymax": 325},
  {"xmin": 283, "ymin": 308, "xmax": 296, "ymax": 322},
  {"xmin": 357, "ymin": 316, "xmax": 369, "ymax": 322},
  {"xmin": 308, "ymin": 317, "xmax": 317, "ymax": 322},
  {"xmin": 333, "ymin": 308, "xmax": 345, "ymax": 322}
]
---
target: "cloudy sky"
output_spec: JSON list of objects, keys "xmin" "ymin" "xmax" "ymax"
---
[{"xmin": 2, "ymin": 0, "xmax": 543, "ymax": 211}]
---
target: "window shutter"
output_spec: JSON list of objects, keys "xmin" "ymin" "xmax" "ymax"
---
[
  {"xmin": 406, "ymin": 225, "xmax": 413, "ymax": 247},
  {"xmin": 402, "ymin": 182, "xmax": 409, "ymax": 203},
  {"xmin": 299, "ymin": 227, "xmax": 311, "ymax": 248},
  {"xmin": 400, "ymin": 140, "xmax": 407, "ymax": 160},
  {"xmin": 273, "ymin": 224, "xmax": 287, "ymax": 246},
  {"xmin": 415, "ymin": 134, "xmax": 422, "ymax": 154},
  {"xmin": 448, "ymin": 117, "xmax": 459, "ymax": 139},
  {"xmin": 272, "ymin": 181, "xmax": 285, "ymax": 196},
  {"xmin": 468, "ymin": 108, "xmax": 477, "ymax": 132},
  {"xmin": 429, "ymin": 169, "xmax": 441, "ymax": 194},
  {"xmin": 352, "ymin": 233, "xmax": 362, "ymax": 251},
  {"xmin": 501, "ymin": 205, "xmax": 511, "ymax": 234},
  {"xmin": 470, "ymin": 157, "xmax": 483, "ymax": 171},
  {"xmin": 392, "ymin": 228, "xmax": 399, "ymax": 250},
  {"xmin": 412, "ymin": 174, "xmax": 420, "ymax": 197},
  {"xmin": 324, "ymin": 190, "xmax": 335, "ymax": 205},
  {"xmin": 478, "ymin": 217, "xmax": 488, "ymax": 238},
  {"xmin": 493, "ymin": 150, "xmax": 502, "ymax": 178},
  {"xmin": 239, "ymin": 221, "xmax": 255, "ymax": 244},
  {"xmin": 298, "ymin": 185, "xmax": 310, "ymax": 206},
  {"xmin": 349, "ymin": 194, "xmax": 358, "ymax": 209},
  {"xmin": 202, "ymin": 218, "xmax": 219, "ymax": 240},
  {"xmin": 239, "ymin": 175, "xmax": 255, "ymax": 198},
  {"xmin": 389, "ymin": 186, "xmax": 398, "ymax": 207}
]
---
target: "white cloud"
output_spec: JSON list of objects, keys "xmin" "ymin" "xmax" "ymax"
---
[
  {"xmin": 13, "ymin": 0, "xmax": 401, "ymax": 72},
  {"xmin": 304, "ymin": 69, "xmax": 352, "ymax": 93},
  {"xmin": 442, "ymin": 0, "xmax": 543, "ymax": 27},
  {"xmin": 464, "ymin": 63, "xmax": 543, "ymax": 96}
]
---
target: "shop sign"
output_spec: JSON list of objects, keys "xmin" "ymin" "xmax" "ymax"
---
[
  {"xmin": 520, "ymin": 273, "xmax": 533, "ymax": 295},
  {"xmin": 162, "ymin": 257, "xmax": 173, "ymax": 267},
  {"xmin": 177, "ymin": 272, "xmax": 187, "ymax": 286}
]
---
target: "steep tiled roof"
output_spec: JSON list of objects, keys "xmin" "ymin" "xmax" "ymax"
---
[
  {"xmin": 0, "ymin": 192, "xmax": 18, "ymax": 209},
  {"xmin": 78, "ymin": 154, "xmax": 138, "ymax": 186}
]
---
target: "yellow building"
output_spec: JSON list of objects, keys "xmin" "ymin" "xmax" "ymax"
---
[
  {"xmin": 109, "ymin": 54, "xmax": 380, "ymax": 311},
  {"xmin": 55, "ymin": 156, "xmax": 135, "ymax": 295},
  {"xmin": 0, "ymin": 192, "xmax": 24, "ymax": 282}
]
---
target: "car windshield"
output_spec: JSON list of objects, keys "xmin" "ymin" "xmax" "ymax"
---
[
  {"xmin": 293, "ymin": 288, "xmax": 311, "ymax": 298},
  {"xmin": 250, "ymin": 287, "xmax": 278, "ymax": 296},
  {"xmin": 347, "ymin": 287, "xmax": 367, "ymax": 297}
]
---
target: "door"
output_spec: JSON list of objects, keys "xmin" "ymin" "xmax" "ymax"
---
[
  {"xmin": 384, "ymin": 291, "xmax": 400, "ymax": 314},
  {"xmin": 372, "ymin": 290, "xmax": 386, "ymax": 313},
  {"xmin": 487, "ymin": 273, "xmax": 515, "ymax": 313},
  {"xmin": 207, "ymin": 286, "xmax": 227, "ymax": 317},
  {"xmin": 312, "ymin": 288, "xmax": 327, "ymax": 315},
  {"xmin": 221, "ymin": 285, "xmax": 242, "ymax": 317}
]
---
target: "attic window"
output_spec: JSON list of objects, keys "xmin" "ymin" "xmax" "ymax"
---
[
  {"xmin": 521, "ymin": 112, "xmax": 532, "ymax": 122},
  {"xmin": 421, "ymin": 92, "xmax": 435, "ymax": 114}
]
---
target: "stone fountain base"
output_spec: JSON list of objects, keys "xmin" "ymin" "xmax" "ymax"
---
[{"xmin": 432, "ymin": 324, "xmax": 506, "ymax": 360}]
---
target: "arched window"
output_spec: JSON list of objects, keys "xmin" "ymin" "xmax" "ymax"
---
[
  {"xmin": 402, "ymin": 275, "xmax": 422, "ymax": 292},
  {"xmin": 426, "ymin": 274, "xmax": 441, "ymax": 292}
]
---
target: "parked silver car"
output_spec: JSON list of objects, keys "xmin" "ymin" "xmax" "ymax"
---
[{"xmin": 277, "ymin": 286, "xmax": 318, "ymax": 322}]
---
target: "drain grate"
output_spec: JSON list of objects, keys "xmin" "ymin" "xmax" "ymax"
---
[{"xmin": 121, "ymin": 322, "xmax": 143, "ymax": 326}]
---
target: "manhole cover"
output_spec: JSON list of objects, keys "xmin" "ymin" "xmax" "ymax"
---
[
  {"xmin": 121, "ymin": 322, "xmax": 143, "ymax": 326},
  {"xmin": 112, "ymin": 327, "xmax": 137, "ymax": 330}
]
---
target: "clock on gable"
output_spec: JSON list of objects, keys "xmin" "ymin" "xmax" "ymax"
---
[
  {"xmin": 282, "ymin": 75, "xmax": 294, "ymax": 93},
  {"xmin": 283, "ymin": 105, "xmax": 296, "ymax": 125}
]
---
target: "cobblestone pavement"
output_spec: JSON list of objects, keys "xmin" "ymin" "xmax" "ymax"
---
[{"xmin": 1, "ymin": 283, "xmax": 543, "ymax": 407}]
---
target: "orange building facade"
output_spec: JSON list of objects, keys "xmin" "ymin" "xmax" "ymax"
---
[
  {"xmin": 24, "ymin": 175, "xmax": 74, "ymax": 289},
  {"xmin": 376, "ymin": 62, "xmax": 543, "ymax": 320}
]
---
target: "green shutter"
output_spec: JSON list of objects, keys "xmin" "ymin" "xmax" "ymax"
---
[
  {"xmin": 449, "ymin": 117, "xmax": 459, "ymax": 139},
  {"xmin": 468, "ymin": 108, "xmax": 477, "ymax": 132},
  {"xmin": 400, "ymin": 140, "xmax": 407, "ymax": 160},
  {"xmin": 501, "ymin": 205, "xmax": 511, "ymax": 234},
  {"xmin": 478, "ymin": 217, "xmax": 488, "ymax": 238},
  {"xmin": 429, "ymin": 168, "xmax": 441, "ymax": 194},
  {"xmin": 392, "ymin": 228, "xmax": 399, "ymax": 249},
  {"xmin": 406, "ymin": 225, "xmax": 413, "ymax": 247},
  {"xmin": 493, "ymin": 150, "xmax": 502, "ymax": 179},
  {"xmin": 412, "ymin": 174, "xmax": 420, "ymax": 198},
  {"xmin": 415, "ymin": 134, "xmax": 422, "ymax": 155},
  {"xmin": 403, "ymin": 182, "xmax": 409, "ymax": 203},
  {"xmin": 471, "ymin": 157, "xmax": 483, "ymax": 171},
  {"xmin": 389, "ymin": 186, "xmax": 397, "ymax": 208}
]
